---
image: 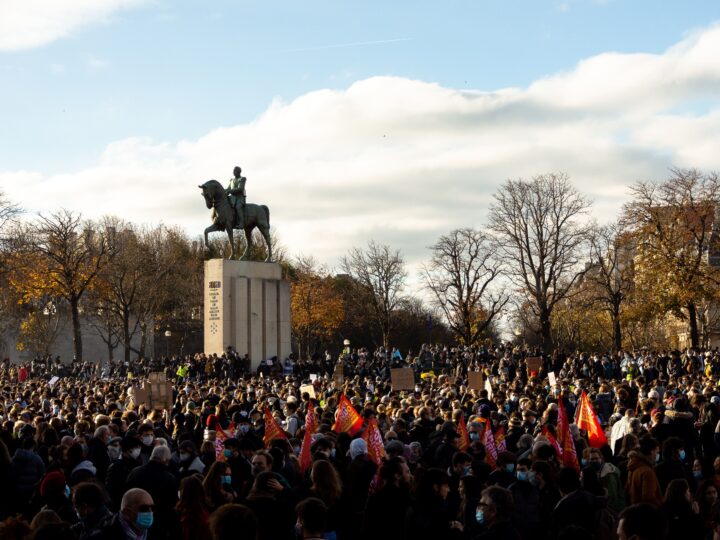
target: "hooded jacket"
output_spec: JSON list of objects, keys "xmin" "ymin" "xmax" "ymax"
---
[{"xmin": 626, "ymin": 450, "xmax": 662, "ymax": 507}]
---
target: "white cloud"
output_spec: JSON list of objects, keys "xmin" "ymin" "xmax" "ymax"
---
[
  {"xmin": 4, "ymin": 24, "xmax": 720, "ymax": 272},
  {"xmin": 0, "ymin": 0, "xmax": 147, "ymax": 51},
  {"xmin": 87, "ymin": 57, "xmax": 109, "ymax": 70}
]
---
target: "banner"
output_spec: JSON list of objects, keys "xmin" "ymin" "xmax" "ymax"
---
[
  {"xmin": 457, "ymin": 414, "xmax": 471, "ymax": 452},
  {"xmin": 332, "ymin": 395, "xmax": 363, "ymax": 436},
  {"xmin": 484, "ymin": 424, "xmax": 498, "ymax": 470},
  {"xmin": 390, "ymin": 368, "xmax": 415, "ymax": 390},
  {"xmin": 299, "ymin": 402, "xmax": 318, "ymax": 473},
  {"xmin": 557, "ymin": 398, "xmax": 579, "ymax": 471},
  {"xmin": 575, "ymin": 391, "xmax": 608, "ymax": 448},
  {"xmin": 362, "ymin": 418, "xmax": 386, "ymax": 466},
  {"xmin": 263, "ymin": 406, "xmax": 288, "ymax": 447},
  {"xmin": 494, "ymin": 426, "xmax": 506, "ymax": 454}
]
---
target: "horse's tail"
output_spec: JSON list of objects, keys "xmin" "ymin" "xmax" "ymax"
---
[{"xmin": 262, "ymin": 205, "xmax": 270, "ymax": 226}]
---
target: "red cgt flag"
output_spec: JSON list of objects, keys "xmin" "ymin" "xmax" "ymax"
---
[
  {"xmin": 494, "ymin": 426, "xmax": 506, "ymax": 454},
  {"xmin": 362, "ymin": 417, "xmax": 387, "ymax": 466},
  {"xmin": 333, "ymin": 395, "xmax": 364, "ymax": 436},
  {"xmin": 457, "ymin": 414, "xmax": 471, "ymax": 452},
  {"xmin": 263, "ymin": 405, "xmax": 288, "ymax": 448},
  {"xmin": 557, "ymin": 398, "xmax": 579, "ymax": 471},
  {"xmin": 575, "ymin": 391, "xmax": 608, "ymax": 449},
  {"xmin": 299, "ymin": 401, "xmax": 318, "ymax": 473},
  {"xmin": 484, "ymin": 424, "xmax": 498, "ymax": 470},
  {"xmin": 542, "ymin": 426, "xmax": 563, "ymax": 459}
]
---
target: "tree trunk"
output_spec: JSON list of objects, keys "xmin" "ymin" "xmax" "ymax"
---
[
  {"xmin": 123, "ymin": 308, "xmax": 131, "ymax": 364},
  {"xmin": 139, "ymin": 320, "xmax": 148, "ymax": 359},
  {"xmin": 688, "ymin": 302, "xmax": 700, "ymax": 349},
  {"xmin": 70, "ymin": 295, "xmax": 83, "ymax": 362},
  {"xmin": 540, "ymin": 310, "xmax": 553, "ymax": 354},
  {"xmin": 612, "ymin": 306, "xmax": 622, "ymax": 353}
]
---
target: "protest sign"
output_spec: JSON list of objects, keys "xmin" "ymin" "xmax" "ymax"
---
[
  {"xmin": 548, "ymin": 372, "xmax": 557, "ymax": 387},
  {"xmin": 391, "ymin": 368, "xmax": 415, "ymax": 390},
  {"xmin": 468, "ymin": 371, "xmax": 484, "ymax": 390},
  {"xmin": 48, "ymin": 376, "xmax": 60, "ymax": 388},
  {"xmin": 300, "ymin": 384, "xmax": 316, "ymax": 398},
  {"xmin": 526, "ymin": 357, "xmax": 542, "ymax": 374},
  {"xmin": 333, "ymin": 364, "xmax": 344, "ymax": 385}
]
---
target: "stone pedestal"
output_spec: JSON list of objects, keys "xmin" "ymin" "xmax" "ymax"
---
[{"xmin": 204, "ymin": 259, "xmax": 291, "ymax": 372}]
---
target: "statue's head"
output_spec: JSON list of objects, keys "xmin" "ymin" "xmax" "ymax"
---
[{"xmin": 233, "ymin": 166, "xmax": 241, "ymax": 177}]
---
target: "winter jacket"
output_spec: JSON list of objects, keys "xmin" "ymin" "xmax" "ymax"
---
[
  {"xmin": 598, "ymin": 462, "xmax": 625, "ymax": 513},
  {"xmin": 626, "ymin": 451, "xmax": 662, "ymax": 507},
  {"xmin": 12, "ymin": 448, "xmax": 45, "ymax": 499}
]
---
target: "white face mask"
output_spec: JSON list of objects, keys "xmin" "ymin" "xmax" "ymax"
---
[
  {"xmin": 129, "ymin": 447, "xmax": 141, "ymax": 460},
  {"xmin": 141, "ymin": 435, "xmax": 154, "ymax": 446},
  {"xmin": 108, "ymin": 446, "xmax": 121, "ymax": 460}
]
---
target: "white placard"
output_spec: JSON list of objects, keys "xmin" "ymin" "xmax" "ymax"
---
[
  {"xmin": 49, "ymin": 376, "xmax": 60, "ymax": 388},
  {"xmin": 548, "ymin": 372, "xmax": 557, "ymax": 387},
  {"xmin": 309, "ymin": 374, "xmax": 318, "ymax": 382},
  {"xmin": 300, "ymin": 384, "xmax": 316, "ymax": 398}
]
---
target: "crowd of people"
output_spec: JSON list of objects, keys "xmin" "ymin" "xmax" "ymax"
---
[{"xmin": 2, "ymin": 344, "xmax": 720, "ymax": 540}]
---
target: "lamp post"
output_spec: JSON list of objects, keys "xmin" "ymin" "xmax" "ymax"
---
[{"xmin": 165, "ymin": 328, "xmax": 172, "ymax": 358}]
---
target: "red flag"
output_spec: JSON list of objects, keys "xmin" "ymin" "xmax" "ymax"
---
[
  {"xmin": 263, "ymin": 405, "xmax": 288, "ymax": 447},
  {"xmin": 575, "ymin": 391, "xmax": 608, "ymax": 449},
  {"xmin": 542, "ymin": 425, "xmax": 563, "ymax": 459},
  {"xmin": 299, "ymin": 402, "xmax": 318, "ymax": 473},
  {"xmin": 483, "ymin": 424, "xmax": 498, "ymax": 470},
  {"xmin": 457, "ymin": 415, "xmax": 471, "ymax": 452},
  {"xmin": 214, "ymin": 427, "xmax": 228, "ymax": 461},
  {"xmin": 557, "ymin": 398, "xmax": 579, "ymax": 471},
  {"xmin": 333, "ymin": 395, "xmax": 364, "ymax": 436},
  {"xmin": 362, "ymin": 418, "xmax": 387, "ymax": 467},
  {"xmin": 494, "ymin": 426, "xmax": 506, "ymax": 454}
]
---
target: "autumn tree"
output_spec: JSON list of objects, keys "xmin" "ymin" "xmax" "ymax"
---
[
  {"xmin": 623, "ymin": 168, "xmax": 720, "ymax": 349},
  {"xmin": 15, "ymin": 211, "xmax": 117, "ymax": 362},
  {"xmin": 422, "ymin": 228, "xmax": 508, "ymax": 345},
  {"xmin": 583, "ymin": 223, "xmax": 635, "ymax": 352},
  {"xmin": 489, "ymin": 173, "xmax": 592, "ymax": 353},
  {"xmin": 290, "ymin": 256, "xmax": 345, "ymax": 358},
  {"xmin": 341, "ymin": 241, "xmax": 407, "ymax": 349}
]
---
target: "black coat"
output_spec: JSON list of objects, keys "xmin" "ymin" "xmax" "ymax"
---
[
  {"xmin": 364, "ymin": 484, "xmax": 411, "ymax": 540},
  {"xmin": 126, "ymin": 461, "xmax": 179, "ymax": 540}
]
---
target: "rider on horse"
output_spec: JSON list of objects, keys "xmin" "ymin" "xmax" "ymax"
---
[{"xmin": 226, "ymin": 166, "xmax": 246, "ymax": 228}]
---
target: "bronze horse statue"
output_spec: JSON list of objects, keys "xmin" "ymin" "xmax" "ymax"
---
[{"xmin": 199, "ymin": 180, "xmax": 272, "ymax": 261}]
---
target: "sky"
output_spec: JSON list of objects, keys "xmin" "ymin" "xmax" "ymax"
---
[{"xmin": 3, "ymin": 0, "xmax": 720, "ymax": 273}]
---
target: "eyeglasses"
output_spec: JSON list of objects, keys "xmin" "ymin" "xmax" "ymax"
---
[{"xmin": 137, "ymin": 504, "xmax": 155, "ymax": 512}]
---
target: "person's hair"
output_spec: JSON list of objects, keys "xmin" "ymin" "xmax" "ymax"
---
[
  {"xmin": 661, "ymin": 437, "xmax": 684, "ymax": 459},
  {"xmin": 460, "ymin": 474, "xmax": 483, "ymax": 500},
  {"xmin": 415, "ymin": 468, "xmax": 450, "ymax": 503},
  {"xmin": 176, "ymin": 475, "xmax": 210, "ymax": 538},
  {"xmin": 209, "ymin": 504, "xmax": 258, "ymax": 540},
  {"xmin": 29, "ymin": 509, "xmax": 62, "ymax": 530},
  {"xmin": 310, "ymin": 459, "xmax": 342, "ymax": 505},
  {"xmin": 481, "ymin": 485, "xmax": 514, "ymax": 521},
  {"xmin": 150, "ymin": 444, "xmax": 171, "ymax": 463},
  {"xmin": 296, "ymin": 497, "xmax": 327, "ymax": 536},
  {"xmin": 580, "ymin": 466, "xmax": 603, "ymax": 496},
  {"xmin": 30, "ymin": 522, "xmax": 76, "ymax": 540},
  {"xmin": 618, "ymin": 504, "xmax": 667, "ymax": 540},
  {"xmin": 530, "ymin": 460, "xmax": 553, "ymax": 484},
  {"xmin": 638, "ymin": 435, "xmax": 659, "ymax": 456},
  {"xmin": 73, "ymin": 482, "xmax": 107, "ymax": 509},
  {"xmin": 204, "ymin": 461, "xmax": 230, "ymax": 494},
  {"xmin": 664, "ymin": 478, "xmax": 691, "ymax": 506},
  {"xmin": 253, "ymin": 450, "xmax": 273, "ymax": 468},
  {"xmin": 451, "ymin": 451, "xmax": 472, "ymax": 467},
  {"xmin": 379, "ymin": 456, "xmax": 407, "ymax": 483},
  {"xmin": 0, "ymin": 439, "xmax": 11, "ymax": 466},
  {"xmin": 619, "ymin": 433, "xmax": 639, "ymax": 456}
]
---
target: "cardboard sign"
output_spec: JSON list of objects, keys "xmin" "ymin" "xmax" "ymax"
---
[
  {"xmin": 333, "ymin": 364, "xmax": 344, "ymax": 385},
  {"xmin": 391, "ymin": 368, "xmax": 415, "ymax": 390},
  {"xmin": 548, "ymin": 372, "xmax": 557, "ymax": 387},
  {"xmin": 48, "ymin": 376, "xmax": 60, "ymax": 388},
  {"xmin": 309, "ymin": 374, "xmax": 318, "ymax": 382},
  {"xmin": 526, "ymin": 357, "xmax": 542, "ymax": 374},
  {"xmin": 468, "ymin": 371, "xmax": 484, "ymax": 390},
  {"xmin": 300, "ymin": 384, "xmax": 316, "ymax": 399}
]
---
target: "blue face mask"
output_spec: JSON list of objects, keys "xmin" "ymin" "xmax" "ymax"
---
[
  {"xmin": 475, "ymin": 509, "xmax": 484, "ymax": 524},
  {"xmin": 694, "ymin": 470, "xmax": 703, "ymax": 480},
  {"xmin": 136, "ymin": 512, "xmax": 153, "ymax": 529},
  {"xmin": 65, "ymin": 484, "xmax": 71, "ymax": 499},
  {"xmin": 469, "ymin": 432, "xmax": 480, "ymax": 442},
  {"xmin": 679, "ymin": 450, "xmax": 686, "ymax": 461},
  {"xmin": 223, "ymin": 449, "xmax": 233, "ymax": 459},
  {"xmin": 516, "ymin": 471, "xmax": 528, "ymax": 482},
  {"xmin": 655, "ymin": 453, "xmax": 661, "ymax": 463},
  {"xmin": 505, "ymin": 464, "xmax": 515, "ymax": 473},
  {"xmin": 221, "ymin": 475, "xmax": 232, "ymax": 485},
  {"xmin": 581, "ymin": 458, "xmax": 587, "ymax": 467},
  {"xmin": 463, "ymin": 466, "xmax": 472, "ymax": 476}
]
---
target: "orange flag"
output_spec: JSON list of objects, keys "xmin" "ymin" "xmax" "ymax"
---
[
  {"xmin": 483, "ymin": 424, "xmax": 498, "ymax": 470},
  {"xmin": 575, "ymin": 391, "xmax": 608, "ymax": 449},
  {"xmin": 362, "ymin": 417, "xmax": 387, "ymax": 466},
  {"xmin": 557, "ymin": 398, "xmax": 579, "ymax": 471},
  {"xmin": 542, "ymin": 425, "xmax": 563, "ymax": 459},
  {"xmin": 263, "ymin": 405, "xmax": 288, "ymax": 447},
  {"xmin": 299, "ymin": 402, "xmax": 318, "ymax": 473},
  {"xmin": 457, "ymin": 414, "xmax": 471, "ymax": 452},
  {"xmin": 333, "ymin": 395, "xmax": 364, "ymax": 436},
  {"xmin": 494, "ymin": 426, "xmax": 506, "ymax": 454}
]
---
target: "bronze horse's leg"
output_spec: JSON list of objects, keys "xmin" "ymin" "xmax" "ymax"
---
[
  {"xmin": 204, "ymin": 223, "xmax": 224, "ymax": 251},
  {"xmin": 240, "ymin": 226, "xmax": 254, "ymax": 260},
  {"xmin": 259, "ymin": 224, "xmax": 272, "ymax": 262},
  {"xmin": 227, "ymin": 226, "xmax": 236, "ymax": 260}
]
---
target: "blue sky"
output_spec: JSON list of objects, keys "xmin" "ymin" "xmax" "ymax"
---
[
  {"xmin": 2, "ymin": 1, "xmax": 719, "ymax": 171},
  {"xmin": 2, "ymin": 1, "xmax": 720, "ymax": 271}
]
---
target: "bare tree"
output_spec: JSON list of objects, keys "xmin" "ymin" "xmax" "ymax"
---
[
  {"xmin": 422, "ymin": 228, "xmax": 508, "ymax": 345},
  {"xmin": 341, "ymin": 241, "xmax": 407, "ymax": 349},
  {"xmin": 489, "ymin": 173, "xmax": 592, "ymax": 352},
  {"xmin": 584, "ymin": 222, "xmax": 634, "ymax": 352},
  {"xmin": 622, "ymin": 169, "xmax": 720, "ymax": 349},
  {"xmin": 23, "ymin": 210, "xmax": 117, "ymax": 362}
]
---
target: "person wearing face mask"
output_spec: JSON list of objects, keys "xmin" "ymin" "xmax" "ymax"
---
[
  {"xmin": 474, "ymin": 485, "xmax": 521, "ymax": 540},
  {"xmin": 107, "ymin": 437, "xmax": 122, "ymax": 462},
  {"xmin": 175, "ymin": 440, "xmax": 205, "ymax": 479},
  {"xmin": 584, "ymin": 447, "xmax": 625, "ymax": 513},
  {"xmin": 508, "ymin": 458, "xmax": 542, "ymax": 539},
  {"xmin": 105, "ymin": 436, "xmax": 142, "ymax": 511},
  {"xmin": 626, "ymin": 435, "xmax": 663, "ymax": 507},
  {"xmin": 137, "ymin": 425, "xmax": 155, "ymax": 465},
  {"xmin": 655, "ymin": 436, "xmax": 690, "ymax": 494},
  {"xmin": 71, "ymin": 481, "xmax": 112, "ymax": 539},
  {"xmin": 87, "ymin": 488, "xmax": 155, "ymax": 540},
  {"xmin": 364, "ymin": 457, "xmax": 413, "ymax": 540},
  {"xmin": 87, "ymin": 425, "xmax": 112, "ymax": 482},
  {"xmin": 487, "ymin": 452, "xmax": 517, "ymax": 488}
]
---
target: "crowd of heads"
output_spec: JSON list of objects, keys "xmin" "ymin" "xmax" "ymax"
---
[{"xmin": 3, "ymin": 343, "xmax": 720, "ymax": 539}]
